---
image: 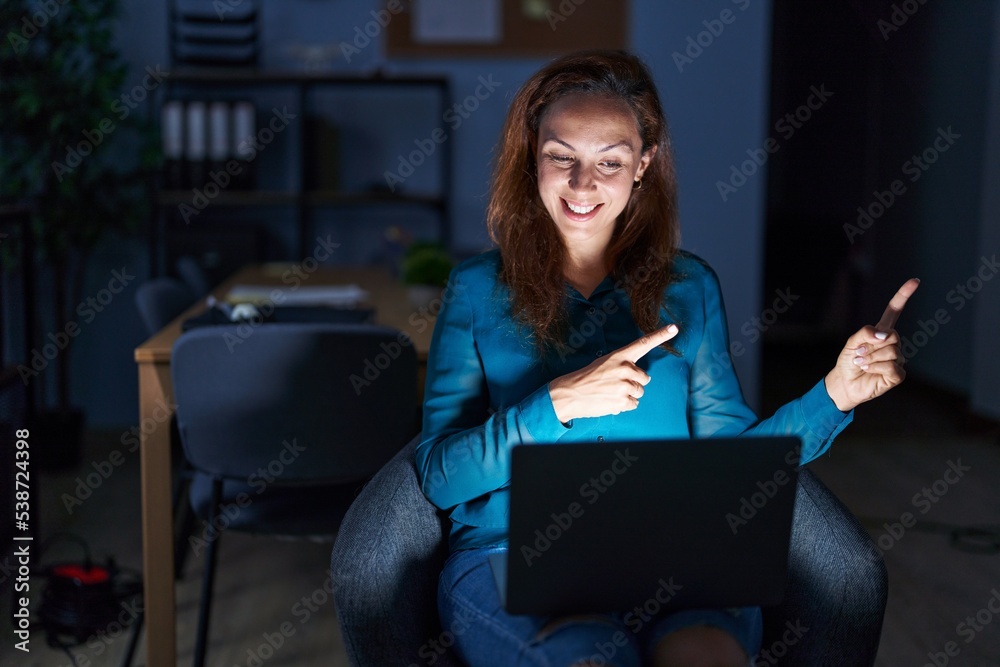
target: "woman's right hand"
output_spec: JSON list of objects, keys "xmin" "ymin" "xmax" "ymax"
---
[{"xmin": 548, "ymin": 324, "xmax": 679, "ymax": 423}]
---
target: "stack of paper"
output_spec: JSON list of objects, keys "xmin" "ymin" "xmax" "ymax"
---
[{"xmin": 225, "ymin": 284, "xmax": 370, "ymax": 308}]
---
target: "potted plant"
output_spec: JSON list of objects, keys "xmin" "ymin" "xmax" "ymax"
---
[
  {"xmin": 0, "ymin": 0, "xmax": 156, "ymax": 467},
  {"xmin": 400, "ymin": 241, "xmax": 454, "ymax": 310}
]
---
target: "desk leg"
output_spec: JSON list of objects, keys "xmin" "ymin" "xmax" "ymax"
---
[{"xmin": 139, "ymin": 361, "xmax": 176, "ymax": 667}]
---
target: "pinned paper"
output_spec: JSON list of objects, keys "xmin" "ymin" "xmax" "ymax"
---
[{"xmin": 413, "ymin": 0, "xmax": 501, "ymax": 44}]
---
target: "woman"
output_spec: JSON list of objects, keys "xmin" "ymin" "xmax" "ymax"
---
[{"xmin": 415, "ymin": 50, "xmax": 917, "ymax": 667}]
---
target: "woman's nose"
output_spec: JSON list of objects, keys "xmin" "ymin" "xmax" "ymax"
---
[{"xmin": 568, "ymin": 163, "xmax": 596, "ymax": 192}]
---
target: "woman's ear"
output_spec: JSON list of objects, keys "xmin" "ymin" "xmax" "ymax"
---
[{"xmin": 636, "ymin": 144, "xmax": 658, "ymax": 180}]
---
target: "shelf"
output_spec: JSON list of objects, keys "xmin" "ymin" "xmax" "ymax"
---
[
  {"xmin": 150, "ymin": 68, "xmax": 451, "ymax": 267},
  {"xmin": 156, "ymin": 190, "xmax": 445, "ymax": 207},
  {"xmin": 157, "ymin": 190, "xmax": 298, "ymax": 206},
  {"xmin": 164, "ymin": 68, "xmax": 449, "ymax": 87},
  {"xmin": 304, "ymin": 191, "xmax": 445, "ymax": 207}
]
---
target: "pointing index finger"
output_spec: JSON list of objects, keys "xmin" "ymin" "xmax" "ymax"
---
[
  {"xmin": 875, "ymin": 278, "xmax": 920, "ymax": 332},
  {"xmin": 618, "ymin": 324, "xmax": 679, "ymax": 363}
]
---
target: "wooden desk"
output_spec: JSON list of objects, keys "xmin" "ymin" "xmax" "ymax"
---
[{"xmin": 133, "ymin": 263, "xmax": 434, "ymax": 667}]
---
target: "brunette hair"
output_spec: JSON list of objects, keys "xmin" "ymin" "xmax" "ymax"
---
[{"xmin": 486, "ymin": 50, "xmax": 681, "ymax": 354}]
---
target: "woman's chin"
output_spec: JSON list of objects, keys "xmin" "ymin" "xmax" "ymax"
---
[{"xmin": 554, "ymin": 218, "xmax": 615, "ymax": 244}]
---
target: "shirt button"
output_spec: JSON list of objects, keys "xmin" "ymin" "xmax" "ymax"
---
[
  {"xmin": 595, "ymin": 350, "xmax": 604, "ymax": 357},
  {"xmin": 588, "ymin": 307, "xmax": 596, "ymax": 315},
  {"xmin": 597, "ymin": 436, "xmax": 605, "ymax": 442}
]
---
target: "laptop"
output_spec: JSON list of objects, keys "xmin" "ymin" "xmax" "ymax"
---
[{"xmin": 490, "ymin": 436, "xmax": 801, "ymax": 616}]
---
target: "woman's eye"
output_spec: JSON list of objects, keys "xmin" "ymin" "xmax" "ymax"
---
[
  {"xmin": 600, "ymin": 161, "xmax": 623, "ymax": 170},
  {"xmin": 548, "ymin": 154, "xmax": 573, "ymax": 164}
]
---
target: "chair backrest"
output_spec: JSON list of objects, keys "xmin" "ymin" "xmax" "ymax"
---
[
  {"xmin": 175, "ymin": 254, "xmax": 212, "ymax": 297},
  {"xmin": 171, "ymin": 323, "xmax": 417, "ymax": 484},
  {"xmin": 136, "ymin": 277, "xmax": 196, "ymax": 336}
]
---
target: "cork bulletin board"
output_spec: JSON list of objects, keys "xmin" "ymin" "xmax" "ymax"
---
[{"xmin": 386, "ymin": 0, "xmax": 630, "ymax": 58}]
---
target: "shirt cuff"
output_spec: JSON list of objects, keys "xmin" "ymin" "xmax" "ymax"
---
[
  {"xmin": 801, "ymin": 378, "xmax": 854, "ymax": 442},
  {"xmin": 515, "ymin": 382, "xmax": 573, "ymax": 443}
]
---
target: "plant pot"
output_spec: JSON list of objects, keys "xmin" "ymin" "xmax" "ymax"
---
[
  {"xmin": 406, "ymin": 285, "xmax": 443, "ymax": 311},
  {"xmin": 30, "ymin": 408, "xmax": 85, "ymax": 470}
]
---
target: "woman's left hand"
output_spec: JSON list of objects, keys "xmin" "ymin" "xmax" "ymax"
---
[{"xmin": 824, "ymin": 278, "xmax": 921, "ymax": 412}]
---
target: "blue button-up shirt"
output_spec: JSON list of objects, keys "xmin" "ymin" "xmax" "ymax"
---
[{"xmin": 415, "ymin": 249, "xmax": 852, "ymax": 551}]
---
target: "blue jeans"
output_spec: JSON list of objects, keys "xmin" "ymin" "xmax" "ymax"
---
[{"xmin": 438, "ymin": 546, "xmax": 762, "ymax": 666}]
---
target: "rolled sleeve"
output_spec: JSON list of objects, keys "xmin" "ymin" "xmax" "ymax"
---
[{"xmin": 516, "ymin": 382, "xmax": 574, "ymax": 442}]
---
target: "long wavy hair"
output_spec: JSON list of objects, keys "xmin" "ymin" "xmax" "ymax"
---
[{"xmin": 487, "ymin": 50, "xmax": 681, "ymax": 354}]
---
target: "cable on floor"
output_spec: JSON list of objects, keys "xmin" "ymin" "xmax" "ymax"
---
[{"xmin": 858, "ymin": 517, "xmax": 1000, "ymax": 554}]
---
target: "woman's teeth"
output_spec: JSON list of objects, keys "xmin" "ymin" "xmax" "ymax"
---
[{"xmin": 566, "ymin": 201, "xmax": 597, "ymax": 214}]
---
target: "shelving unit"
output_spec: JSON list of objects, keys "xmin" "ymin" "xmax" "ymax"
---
[{"xmin": 149, "ymin": 68, "xmax": 452, "ymax": 275}]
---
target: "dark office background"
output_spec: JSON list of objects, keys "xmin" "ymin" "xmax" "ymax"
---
[
  {"xmin": 2, "ymin": 2, "xmax": 1000, "ymax": 666},
  {"xmin": 2, "ymin": 0, "xmax": 998, "ymax": 430}
]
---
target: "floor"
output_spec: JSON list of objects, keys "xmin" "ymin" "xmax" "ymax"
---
[
  {"xmin": 2, "ymin": 341, "xmax": 999, "ymax": 666},
  {"xmin": 760, "ymin": 339, "xmax": 1000, "ymax": 667},
  {"xmin": 1, "ymin": 436, "xmax": 347, "ymax": 667}
]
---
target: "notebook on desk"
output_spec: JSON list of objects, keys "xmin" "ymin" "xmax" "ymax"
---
[
  {"xmin": 225, "ymin": 284, "xmax": 370, "ymax": 307},
  {"xmin": 489, "ymin": 437, "xmax": 801, "ymax": 616},
  {"xmin": 182, "ymin": 304, "xmax": 375, "ymax": 331}
]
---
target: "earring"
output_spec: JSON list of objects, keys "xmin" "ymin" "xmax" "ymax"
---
[{"xmin": 633, "ymin": 178, "xmax": 642, "ymax": 190}]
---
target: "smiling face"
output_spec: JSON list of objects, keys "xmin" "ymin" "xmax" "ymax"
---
[{"xmin": 535, "ymin": 92, "xmax": 655, "ymax": 254}]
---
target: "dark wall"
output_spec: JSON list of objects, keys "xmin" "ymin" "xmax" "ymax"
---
[
  {"xmin": 45, "ymin": 0, "xmax": 776, "ymax": 428},
  {"xmin": 765, "ymin": 0, "xmax": 998, "ymax": 403}
]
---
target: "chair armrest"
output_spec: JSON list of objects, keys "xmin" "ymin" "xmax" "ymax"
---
[
  {"xmin": 333, "ymin": 442, "xmax": 887, "ymax": 666},
  {"xmin": 332, "ymin": 435, "xmax": 465, "ymax": 667},
  {"xmin": 760, "ymin": 467, "xmax": 887, "ymax": 666}
]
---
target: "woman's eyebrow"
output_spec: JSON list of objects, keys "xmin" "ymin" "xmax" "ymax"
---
[
  {"xmin": 541, "ymin": 137, "xmax": 576, "ymax": 151},
  {"xmin": 541, "ymin": 137, "xmax": 634, "ymax": 153},
  {"xmin": 599, "ymin": 141, "xmax": 633, "ymax": 154}
]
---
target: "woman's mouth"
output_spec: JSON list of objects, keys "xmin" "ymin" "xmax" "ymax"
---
[{"xmin": 561, "ymin": 198, "xmax": 603, "ymax": 221}]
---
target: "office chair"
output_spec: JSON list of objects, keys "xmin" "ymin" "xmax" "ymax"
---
[
  {"xmin": 135, "ymin": 277, "xmax": 196, "ymax": 336},
  {"xmin": 172, "ymin": 323, "xmax": 418, "ymax": 667},
  {"xmin": 332, "ymin": 436, "xmax": 888, "ymax": 667},
  {"xmin": 175, "ymin": 255, "xmax": 212, "ymax": 298}
]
